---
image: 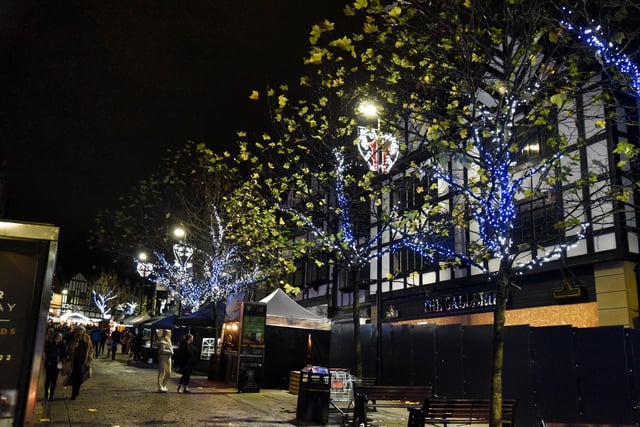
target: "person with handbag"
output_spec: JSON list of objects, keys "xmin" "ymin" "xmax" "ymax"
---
[
  {"xmin": 66, "ymin": 325, "xmax": 93, "ymax": 400},
  {"xmin": 43, "ymin": 332, "xmax": 66, "ymax": 401}
]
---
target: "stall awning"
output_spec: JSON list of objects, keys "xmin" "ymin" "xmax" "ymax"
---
[{"xmin": 260, "ymin": 288, "xmax": 331, "ymax": 331}]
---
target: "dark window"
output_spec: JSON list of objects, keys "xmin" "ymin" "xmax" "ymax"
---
[
  {"xmin": 349, "ymin": 198, "xmax": 372, "ymax": 237},
  {"xmin": 289, "ymin": 254, "xmax": 331, "ymax": 291},
  {"xmin": 307, "ymin": 253, "xmax": 330, "ymax": 286},
  {"xmin": 513, "ymin": 196, "xmax": 559, "ymax": 247},
  {"xmin": 395, "ymin": 174, "xmax": 429, "ymax": 211},
  {"xmin": 392, "ymin": 247, "xmax": 436, "ymax": 276}
]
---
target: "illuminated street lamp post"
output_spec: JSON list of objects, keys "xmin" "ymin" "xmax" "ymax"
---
[
  {"xmin": 136, "ymin": 252, "xmax": 155, "ymax": 314},
  {"xmin": 171, "ymin": 227, "xmax": 193, "ymax": 315},
  {"xmin": 173, "ymin": 227, "xmax": 193, "ymax": 270},
  {"xmin": 357, "ymin": 101, "xmax": 399, "ymax": 385}
]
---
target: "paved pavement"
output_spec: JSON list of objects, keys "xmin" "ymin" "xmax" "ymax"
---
[{"xmin": 32, "ymin": 353, "xmax": 410, "ymax": 427}]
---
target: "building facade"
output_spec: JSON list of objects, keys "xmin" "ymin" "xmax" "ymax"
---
[{"xmin": 291, "ymin": 85, "xmax": 640, "ymax": 332}]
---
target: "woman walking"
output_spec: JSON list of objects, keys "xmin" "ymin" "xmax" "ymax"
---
[
  {"xmin": 156, "ymin": 329, "xmax": 174, "ymax": 392},
  {"xmin": 176, "ymin": 334, "xmax": 197, "ymax": 393},
  {"xmin": 43, "ymin": 332, "xmax": 66, "ymax": 401}
]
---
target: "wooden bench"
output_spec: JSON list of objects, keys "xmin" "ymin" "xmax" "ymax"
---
[
  {"xmin": 407, "ymin": 398, "xmax": 517, "ymax": 427},
  {"xmin": 352, "ymin": 385, "xmax": 433, "ymax": 426}
]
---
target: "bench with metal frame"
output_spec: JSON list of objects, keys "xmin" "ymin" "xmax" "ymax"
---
[
  {"xmin": 352, "ymin": 384, "xmax": 434, "ymax": 427},
  {"xmin": 407, "ymin": 397, "xmax": 517, "ymax": 427}
]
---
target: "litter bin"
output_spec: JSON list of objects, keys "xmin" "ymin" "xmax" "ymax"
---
[{"xmin": 296, "ymin": 365, "xmax": 331, "ymax": 424}]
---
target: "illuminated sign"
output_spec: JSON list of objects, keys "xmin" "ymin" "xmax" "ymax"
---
[
  {"xmin": 424, "ymin": 290, "xmax": 499, "ymax": 314},
  {"xmin": 357, "ymin": 126, "xmax": 399, "ymax": 174}
]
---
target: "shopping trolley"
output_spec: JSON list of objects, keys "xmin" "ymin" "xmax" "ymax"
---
[{"xmin": 329, "ymin": 368, "xmax": 355, "ymax": 424}]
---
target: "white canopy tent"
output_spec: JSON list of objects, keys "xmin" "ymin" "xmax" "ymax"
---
[{"xmin": 259, "ymin": 288, "xmax": 331, "ymax": 331}]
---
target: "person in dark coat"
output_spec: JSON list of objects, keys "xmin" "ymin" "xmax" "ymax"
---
[
  {"xmin": 98, "ymin": 329, "xmax": 108, "ymax": 356},
  {"xmin": 43, "ymin": 332, "xmax": 66, "ymax": 401},
  {"xmin": 66, "ymin": 325, "xmax": 93, "ymax": 400},
  {"xmin": 110, "ymin": 329, "xmax": 121, "ymax": 360},
  {"xmin": 176, "ymin": 334, "xmax": 198, "ymax": 393}
]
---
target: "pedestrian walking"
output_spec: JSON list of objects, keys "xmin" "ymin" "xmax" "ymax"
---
[
  {"xmin": 43, "ymin": 332, "xmax": 66, "ymax": 401},
  {"xmin": 66, "ymin": 325, "xmax": 93, "ymax": 400},
  {"xmin": 121, "ymin": 329, "xmax": 131, "ymax": 354},
  {"xmin": 110, "ymin": 329, "xmax": 121, "ymax": 360},
  {"xmin": 90, "ymin": 326, "xmax": 101, "ymax": 357},
  {"xmin": 98, "ymin": 328, "xmax": 108, "ymax": 356},
  {"xmin": 176, "ymin": 334, "xmax": 197, "ymax": 393},
  {"xmin": 156, "ymin": 329, "xmax": 173, "ymax": 392}
]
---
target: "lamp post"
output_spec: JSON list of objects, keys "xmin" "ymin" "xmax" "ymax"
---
[
  {"xmin": 173, "ymin": 227, "xmax": 193, "ymax": 270},
  {"xmin": 172, "ymin": 227, "xmax": 193, "ymax": 315},
  {"xmin": 356, "ymin": 101, "xmax": 399, "ymax": 385},
  {"xmin": 136, "ymin": 252, "xmax": 154, "ymax": 314}
]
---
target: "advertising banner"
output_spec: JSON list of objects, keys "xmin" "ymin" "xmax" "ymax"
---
[{"xmin": 237, "ymin": 302, "xmax": 266, "ymax": 392}]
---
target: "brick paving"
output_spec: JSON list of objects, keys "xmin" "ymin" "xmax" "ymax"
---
[{"xmin": 32, "ymin": 353, "xmax": 409, "ymax": 427}]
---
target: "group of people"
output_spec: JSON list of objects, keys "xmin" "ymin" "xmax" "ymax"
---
[
  {"xmin": 156, "ymin": 329, "xmax": 198, "ymax": 394},
  {"xmin": 43, "ymin": 325, "xmax": 93, "ymax": 401},
  {"xmin": 43, "ymin": 324, "xmax": 200, "ymax": 401}
]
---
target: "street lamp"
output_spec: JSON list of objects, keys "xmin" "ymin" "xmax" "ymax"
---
[
  {"xmin": 173, "ymin": 227, "xmax": 193, "ymax": 270},
  {"xmin": 356, "ymin": 101, "xmax": 399, "ymax": 385},
  {"xmin": 171, "ymin": 227, "xmax": 193, "ymax": 316},
  {"xmin": 136, "ymin": 252, "xmax": 155, "ymax": 314}
]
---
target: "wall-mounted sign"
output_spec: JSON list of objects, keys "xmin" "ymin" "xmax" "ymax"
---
[
  {"xmin": 553, "ymin": 280, "xmax": 585, "ymax": 301},
  {"xmin": 424, "ymin": 290, "xmax": 499, "ymax": 314},
  {"xmin": 385, "ymin": 305, "xmax": 399, "ymax": 320}
]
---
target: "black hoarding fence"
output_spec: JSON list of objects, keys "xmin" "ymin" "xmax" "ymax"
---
[{"xmin": 329, "ymin": 323, "xmax": 640, "ymax": 425}]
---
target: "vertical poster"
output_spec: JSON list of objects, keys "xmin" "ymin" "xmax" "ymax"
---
[
  {"xmin": 0, "ymin": 222, "xmax": 58, "ymax": 427},
  {"xmin": 237, "ymin": 302, "xmax": 266, "ymax": 392}
]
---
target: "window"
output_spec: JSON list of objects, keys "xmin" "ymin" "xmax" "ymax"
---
[
  {"xmin": 307, "ymin": 253, "xmax": 330, "ymax": 288},
  {"xmin": 514, "ymin": 123, "xmax": 555, "ymax": 165},
  {"xmin": 395, "ymin": 173, "xmax": 429, "ymax": 211},
  {"xmin": 289, "ymin": 253, "xmax": 331, "ymax": 291},
  {"xmin": 392, "ymin": 247, "xmax": 436, "ymax": 277},
  {"xmin": 513, "ymin": 196, "xmax": 559, "ymax": 247}
]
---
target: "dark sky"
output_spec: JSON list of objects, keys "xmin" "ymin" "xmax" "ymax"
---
[{"xmin": 0, "ymin": 0, "xmax": 345, "ymax": 277}]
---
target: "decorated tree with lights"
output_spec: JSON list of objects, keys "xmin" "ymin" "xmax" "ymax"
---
[
  {"xmin": 116, "ymin": 300, "xmax": 138, "ymax": 316},
  {"xmin": 241, "ymin": 0, "xmax": 639, "ymax": 424},
  {"xmin": 151, "ymin": 208, "xmax": 264, "ymax": 312},
  {"xmin": 92, "ymin": 141, "xmax": 305, "ymax": 303},
  {"xmin": 92, "ymin": 289, "xmax": 117, "ymax": 319},
  {"xmin": 296, "ymin": 0, "xmax": 638, "ymax": 424},
  {"xmin": 90, "ymin": 272, "xmax": 130, "ymax": 319},
  {"xmin": 237, "ymin": 27, "xmax": 443, "ymax": 380}
]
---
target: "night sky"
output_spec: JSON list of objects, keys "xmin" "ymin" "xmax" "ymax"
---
[{"xmin": 0, "ymin": 0, "xmax": 345, "ymax": 277}]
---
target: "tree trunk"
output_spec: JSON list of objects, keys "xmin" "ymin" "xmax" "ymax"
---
[
  {"xmin": 208, "ymin": 300, "xmax": 221, "ymax": 380},
  {"xmin": 490, "ymin": 262, "xmax": 511, "ymax": 427},
  {"xmin": 351, "ymin": 270, "xmax": 363, "ymax": 379}
]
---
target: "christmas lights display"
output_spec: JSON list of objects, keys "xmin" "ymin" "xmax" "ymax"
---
[
  {"xmin": 281, "ymin": 150, "xmax": 401, "ymax": 274},
  {"xmin": 151, "ymin": 208, "xmax": 262, "ymax": 311},
  {"xmin": 117, "ymin": 300, "xmax": 138, "ymax": 316},
  {"xmin": 561, "ymin": 8, "xmax": 640, "ymax": 95},
  {"xmin": 92, "ymin": 289, "xmax": 117, "ymax": 319}
]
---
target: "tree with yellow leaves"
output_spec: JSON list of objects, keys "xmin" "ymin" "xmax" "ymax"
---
[{"xmin": 243, "ymin": 0, "xmax": 639, "ymax": 425}]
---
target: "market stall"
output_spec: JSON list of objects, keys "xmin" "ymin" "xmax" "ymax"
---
[{"xmin": 259, "ymin": 289, "xmax": 331, "ymax": 389}]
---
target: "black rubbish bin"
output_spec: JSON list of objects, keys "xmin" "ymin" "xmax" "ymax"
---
[{"xmin": 296, "ymin": 366, "xmax": 331, "ymax": 424}]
